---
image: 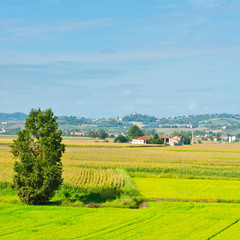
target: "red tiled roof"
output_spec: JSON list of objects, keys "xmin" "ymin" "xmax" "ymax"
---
[{"xmin": 135, "ymin": 136, "xmax": 150, "ymax": 140}]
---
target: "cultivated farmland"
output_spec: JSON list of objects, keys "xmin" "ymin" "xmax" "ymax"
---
[
  {"xmin": 134, "ymin": 178, "xmax": 240, "ymax": 201},
  {"xmin": 2, "ymin": 142, "xmax": 240, "ymax": 181},
  {"xmin": 63, "ymin": 167, "xmax": 124, "ymax": 188},
  {"xmin": 0, "ymin": 137, "xmax": 240, "ymax": 239},
  {"xmin": 0, "ymin": 202, "xmax": 239, "ymax": 240}
]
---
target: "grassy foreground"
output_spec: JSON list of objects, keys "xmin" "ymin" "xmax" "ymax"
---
[
  {"xmin": 134, "ymin": 178, "xmax": 240, "ymax": 201},
  {"xmin": 0, "ymin": 201, "xmax": 239, "ymax": 240}
]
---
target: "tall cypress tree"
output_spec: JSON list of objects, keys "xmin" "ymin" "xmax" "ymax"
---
[{"xmin": 11, "ymin": 108, "xmax": 65, "ymax": 205}]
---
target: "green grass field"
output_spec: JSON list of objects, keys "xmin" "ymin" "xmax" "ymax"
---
[
  {"xmin": 134, "ymin": 178, "xmax": 240, "ymax": 201},
  {"xmin": 0, "ymin": 201, "xmax": 239, "ymax": 240}
]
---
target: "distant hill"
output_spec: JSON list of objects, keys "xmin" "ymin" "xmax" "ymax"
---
[
  {"xmin": 156, "ymin": 113, "xmax": 240, "ymax": 125},
  {"xmin": 0, "ymin": 112, "xmax": 27, "ymax": 121},
  {"xmin": 122, "ymin": 112, "xmax": 157, "ymax": 123},
  {"xmin": 1, "ymin": 112, "xmax": 240, "ymax": 134}
]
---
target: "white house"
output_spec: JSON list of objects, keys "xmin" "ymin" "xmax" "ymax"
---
[
  {"xmin": 159, "ymin": 136, "xmax": 171, "ymax": 144},
  {"xmin": 131, "ymin": 136, "xmax": 150, "ymax": 144},
  {"xmin": 193, "ymin": 135, "xmax": 203, "ymax": 141},
  {"xmin": 220, "ymin": 134, "xmax": 228, "ymax": 142},
  {"xmin": 131, "ymin": 135, "xmax": 183, "ymax": 146},
  {"xmin": 169, "ymin": 136, "xmax": 183, "ymax": 146},
  {"xmin": 70, "ymin": 131, "xmax": 87, "ymax": 136}
]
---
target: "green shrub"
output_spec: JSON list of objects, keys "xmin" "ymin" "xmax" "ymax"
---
[
  {"xmin": 86, "ymin": 202, "xmax": 100, "ymax": 208},
  {"xmin": 72, "ymin": 200, "xmax": 84, "ymax": 207},
  {"xmin": 61, "ymin": 199, "xmax": 71, "ymax": 206}
]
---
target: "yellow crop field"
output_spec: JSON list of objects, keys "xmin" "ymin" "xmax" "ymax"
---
[
  {"xmin": 63, "ymin": 166, "xmax": 124, "ymax": 189},
  {"xmin": 134, "ymin": 178, "xmax": 240, "ymax": 201},
  {"xmin": 0, "ymin": 138, "xmax": 240, "ymax": 181}
]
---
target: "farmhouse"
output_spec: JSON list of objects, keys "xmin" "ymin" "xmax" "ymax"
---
[
  {"xmin": 131, "ymin": 136, "xmax": 151, "ymax": 144},
  {"xmin": 131, "ymin": 135, "xmax": 183, "ymax": 146},
  {"xmin": 169, "ymin": 136, "xmax": 183, "ymax": 146},
  {"xmin": 220, "ymin": 134, "xmax": 228, "ymax": 142},
  {"xmin": 193, "ymin": 135, "xmax": 203, "ymax": 141},
  {"xmin": 159, "ymin": 136, "xmax": 171, "ymax": 144},
  {"xmin": 70, "ymin": 131, "xmax": 87, "ymax": 136},
  {"xmin": 159, "ymin": 136, "xmax": 183, "ymax": 146}
]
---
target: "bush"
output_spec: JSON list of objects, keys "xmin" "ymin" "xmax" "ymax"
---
[
  {"xmin": 86, "ymin": 202, "xmax": 100, "ymax": 208},
  {"xmin": 72, "ymin": 200, "xmax": 84, "ymax": 207},
  {"xmin": 103, "ymin": 197, "xmax": 144, "ymax": 209},
  {"xmin": 61, "ymin": 200, "xmax": 71, "ymax": 206}
]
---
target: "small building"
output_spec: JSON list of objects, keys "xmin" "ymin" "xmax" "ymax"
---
[
  {"xmin": 169, "ymin": 136, "xmax": 183, "ymax": 146},
  {"xmin": 1, "ymin": 122, "xmax": 8, "ymax": 125},
  {"xmin": 220, "ymin": 135, "xmax": 228, "ymax": 142},
  {"xmin": 131, "ymin": 135, "xmax": 183, "ymax": 146},
  {"xmin": 193, "ymin": 135, "xmax": 203, "ymax": 141},
  {"xmin": 70, "ymin": 131, "xmax": 87, "ymax": 136},
  {"xmin": 159, "ymin": 136, "xmax": 171, "ymax": 144},
  {"xmin": 131, "ymin": 136, "xmax": 150, "ymax": 144}
]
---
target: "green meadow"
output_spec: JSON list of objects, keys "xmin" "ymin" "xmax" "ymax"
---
[
  {"xmin": 134, "ymin": 178, "xmax": 240, "ymax": 201},
  {"xmin": 0, "ymin": 201, "xmax": 240, "ymax": 240}
]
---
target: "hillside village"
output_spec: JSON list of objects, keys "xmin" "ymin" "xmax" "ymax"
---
[{"xmin": 0, "ymin": 112, "xmax": 239, "ymax": 143}]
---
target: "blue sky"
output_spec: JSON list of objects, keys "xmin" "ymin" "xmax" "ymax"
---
[{"xmin": 0, "ymin": 0, "xmax": 239, "ymax": 118}]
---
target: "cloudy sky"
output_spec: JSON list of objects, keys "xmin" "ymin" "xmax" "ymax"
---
[{"xmin": 0, "ymin": 0, "xmax": 239, "ymax": 118}]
